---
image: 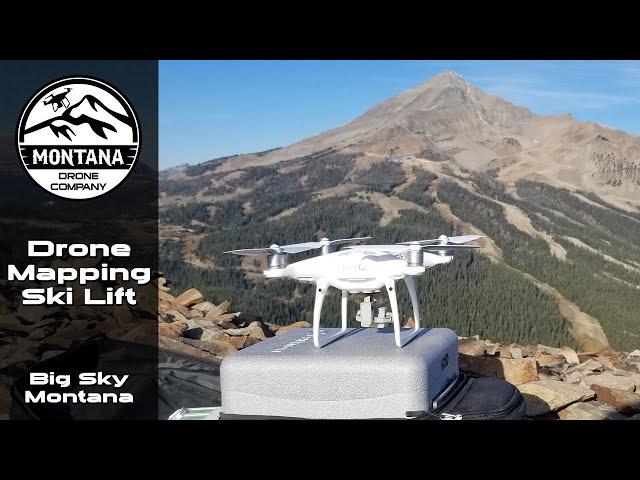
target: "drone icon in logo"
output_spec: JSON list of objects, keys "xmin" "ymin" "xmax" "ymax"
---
[{"xmin": 42, "ymin": 88, "xmax": 72, "ymax": 112}]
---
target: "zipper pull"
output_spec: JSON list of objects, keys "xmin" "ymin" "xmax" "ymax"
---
[{"xmin": 440, "ymin": 413, "xmax": 462, "ymax": 420}]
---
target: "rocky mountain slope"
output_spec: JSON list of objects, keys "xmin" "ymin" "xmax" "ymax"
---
[
  {"xmin": 160, "ymin": 71, "xmax": 640, "ymax": 353},
  {"xmin": 164, "ymin": 71, "xmax": 640, "ymax": 206}
]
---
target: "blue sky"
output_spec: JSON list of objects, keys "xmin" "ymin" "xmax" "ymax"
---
[{"xmin": 159, "ymin": 60, "xmax": 640, "ymax": 169}]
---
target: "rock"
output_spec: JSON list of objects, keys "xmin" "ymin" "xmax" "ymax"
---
[
  {"xmin": 629, "ymin": 350, "xmax": 640, "ymax": 358},
  {"xmin": 210, "ymin": 300, "xmax": 231, "ymax": 317},
  {"xmin": 557, "ymin": 401, "xmax": 626, "ymax": 420},
  {"xmin": 157, "ymin": 277, "xmax": 170, "ymax": 292},
  {"xmin": 458, "ymin": 354, "xmax": 538, "ymax": 385},
  {"xmin": 158, "ymin": 321, "xmax": 188, "ymax": 337},
  {"xmin": 458, "ymin": 339, "xmax": 486, "ymax": 356},
  {"xmin": 232, "ymin": 311, "xmax": 261, "ymax": 327},
  {"xmin": 590, "ymin": 384, "xmax": 640, "ymax": 415},
  {"xmin": 41, "ymin": 350, "xmax": 64, "ymax": 361},
  {"xmin": 562, "ymin": 349, "xmax": 580, "ymax": 366},
  {"xmin": 0, "ymin": 314, "xmax": 34, "ymax": 333},
  {"xmin": 191, "ymin": 301, "xmax": 217, "ymax": 314},
  {"xmin": 510, "ymin": 347, "xmax": 523, "ymax": 360},
  {"xmin": 484, "ymin": 342, "xmax": 501, "ymax": 356},
  {"xmin": 174, "ymin": 288, "xmax": 205, "ymax": 308},
  {"xmin": 205, "ymin": 312, "xmax": 237, "ymax": 329},
  {"xmin": 40, "ymin": 337, "xmax": 74, "ymax": 349},
  {"xmin": 200, "ymin": 330, "xmax": 228, "ymax": 343},
  {"xmin": 159, "ymin": 335, "xmax": 223, "ymax": 363},
  {"xmin": 537, "ymin": 354, "xmax": 567, "ymax": 368},
  {"xmin": 579, "ymin": 371, "xmax": 638, "ymax": 392},
  {"xmin": 225, "ymin": 335, "xmax": 247, "ymax": 349},
  {"xmin": 186, "ymin": 309, "xmax": 205, "ymax": 319},
  {"xmin": 180, "ymin": 337, "xmax": 237, "ymax": 358},
  {"xmin": 517, "ymin": 380, "xmax": 595, "ymax": 416},
  {"xmin": 182, "ymin": 327, "xmax": 204, "ymax": 340},
  {"xmin": 119, "ymin": 325, "xmax": 156, "ymax": 345},
  {"xmin": 164, "ymin": 309, "xmax": 189, "ymax": 323},
  {"xmin": 562, "ymin": 359, "xmax": 604, "ymax": 384},
  {"xmin": 536, "ymin": 344, "xmax": 579, "ymax": 365},
  {"xmin": 275, "ymin": 321, "xmax": 312, "ymax": 335},
  {"xmin": 247, "ymin": 321, "xmax": 270, "ymax": 340},
  {"xmin": 225, "ymin": 321, "xmax": 268, "ymax": 339}
]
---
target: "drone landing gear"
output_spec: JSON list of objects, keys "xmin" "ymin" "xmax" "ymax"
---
[
  {"xmin": 312, "ymin": 277, "xmax": 422, "ymax": 348},
  {"xmin": 312, "ymin": 280, "xmax": 350, "ymax": 348}
]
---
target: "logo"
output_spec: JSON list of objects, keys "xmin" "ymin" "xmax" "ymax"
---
[
  {"xmin": 441, "ymin": 353, "xmax": 449, "ymax": 370},
  {"xmin": 16, "ymin": 76, "xmax": 140, "ymax": 200}
]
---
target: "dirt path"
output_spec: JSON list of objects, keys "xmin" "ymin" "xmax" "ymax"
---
[
  {"xmin": 454, "ymin": 179, "xmax": 567, "ymax": 261},
  {"xmin": 563, "ymin": 236, "xmax": 640, "ymax": 274}
]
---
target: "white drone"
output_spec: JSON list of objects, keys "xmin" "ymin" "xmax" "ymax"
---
[{"xmin": 225, "ymin": 234, "xmax": 482, "ymax": 348}]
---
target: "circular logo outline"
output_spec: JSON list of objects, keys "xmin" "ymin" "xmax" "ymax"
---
[{"xmin": 15, "ymin": 75, "xmax": 141, "ymax": 201}]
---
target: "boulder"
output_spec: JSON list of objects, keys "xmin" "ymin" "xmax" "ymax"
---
[
  {"xmin": 159, "ymin": 335, "xmax": 223, "ymax": 363},
  {"xmin": 182, "ymin": 327, "xmax": 204, "ymax": 340},
  {"xmin": 629, "ymin": 350, "xmax": 640, "ymax": 358},
  {"xmin": 458, "ymin": 354, "xmax": 538, "ymax": 385},
  {"xmin": 590, "ymin": 384, "xmax": 640, "ymax": 415},
  {"xmin": 275, "ymin": 321, "xmax": 312, "ymax": 335},
  {"xmin": 180, "ymin": 337, "xmax": 237, "ymax": 358},
  {"xmin": 517, "ymin": 379, "xmax": 595, "ymax": 416},
  {"xmin": 174, "ymin": 288, "xmax": 205, "ymax": 308},
  {"xmin": 509, "ymin": 347, "xmax": 523, "ymax": 360},
  {"xmin": 225, "ymin": 335, "xmax": 247, "ymax": 349},
  {"xmin": 536, "ymin": 344, "xmax": 579, "ymax": 365},
  {"xmin": 458, "ymin": 339, "xmax": 486, "ymax": 356},
  {"xmin": 562, "ymin": 359, "xmax": 604, "ymax": 384},
  {"xmin": 225, "ymin": 321, "xmax": 271, "ymax": 341},
  {"xmin": 537, "ymin": 353, "xmax": 567, "ymax": 368},
  {"xmin": 247, "ymin": 321, "xmax": 270, "ymax": 341},
  {"xmin": 557, "ymin": 401, "xmax": 626, "ymax": 420},
  {"xmin": 191, "ymin": 301, "xmax": 217, "ymax": 314},
  {"xmin": 186, "ymin": 309, "xmax": 206, "ymax": 319},
  {"xmin": 232, "ymin": 311, "xmax": 261, "ymax": 327},
  {"xmin": 158, "ymin": 321, "xmax": 188, "ymax": 337},
  {"xmin": 579, "ymin": 371, "xmax": 638, "ymax": 392},
  {"xmin": 205, "ymin": 312, "xmax": 237, "ymax": 329}
]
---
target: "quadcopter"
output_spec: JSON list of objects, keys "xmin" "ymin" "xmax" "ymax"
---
[
  {"xmin": 225, "ymin": 234, "xmax": 482, "ymax": 348},
  {"xmin": 43, "ymin": 88, "xmax": 72, "ymax": 112}
]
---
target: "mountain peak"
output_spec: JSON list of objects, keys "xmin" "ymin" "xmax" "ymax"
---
[{"xmin": 423, "ymin": 70, "xmax": 469, "ymax": 89}]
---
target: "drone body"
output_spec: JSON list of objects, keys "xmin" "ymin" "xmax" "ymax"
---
[{"xmin": 226, "ymin": 235, "xmax": 482, "ymax": 348}]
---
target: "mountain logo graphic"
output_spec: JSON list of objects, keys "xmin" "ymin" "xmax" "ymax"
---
[{"xmin": 16, "ymin": 76, "xmax": 141, "ymax": 200}]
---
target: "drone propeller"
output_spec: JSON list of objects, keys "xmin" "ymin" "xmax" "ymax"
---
[
  {"xmin": 224, "ymin": 236, "xmax": 372, "ymax": 256},
  {"xmin": 397, "ymin": 234, "xmax": 483, "ymax": 246}
]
